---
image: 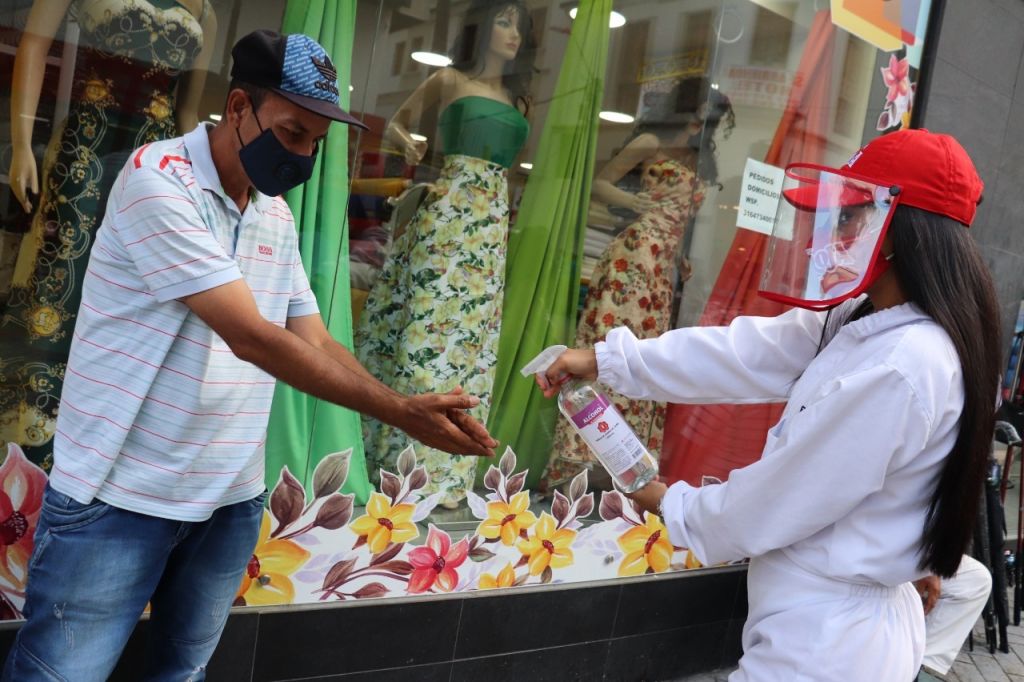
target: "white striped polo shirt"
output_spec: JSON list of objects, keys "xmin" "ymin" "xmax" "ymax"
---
[{"xmin": 50, "ymin": 123, "xmax": 319, "ymax": 521}]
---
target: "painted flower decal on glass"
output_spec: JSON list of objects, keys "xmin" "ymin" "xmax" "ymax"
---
[
  {"xmin": 617, "ymin": 513, "xmax": 674, "ymax": 576},
  {"xmin": 236, "ymin": 510, "xmax": 311, "ymax": 606},
  {"xmin": 881, "ymin": 55, "xmax": 911, "ymax": 103},
  {"xmin": 407, "ymin": 525, "xmax": 469, "ymax": 594},
  {"xmin": 479, "ymin": 562, "xmax": 517, "ymax": 590},
  {"xmin": 478, "ymin": 491, "xmax": 537, "ymax": 546},
  {"xmin": 517, "ymin": 512, "xmax": 576, "ymax": 577},
  {"xmin": 350, "ymin": 493, "xmax": 418, "ymax": 554},
  {"xmin": 0, "ymin": 444, "xmax": 47, "ymax": 614},
  {"xmin": 877, "ymin": 54, "xmax": 916, "ymax": 131}
]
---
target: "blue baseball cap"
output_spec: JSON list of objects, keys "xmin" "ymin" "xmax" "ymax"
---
[{"xmin": 230, "ymin": 29, "xmax": 368, "ymax": 129}]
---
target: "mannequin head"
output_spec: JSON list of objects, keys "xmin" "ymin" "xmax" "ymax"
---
[
  {"xmin": 632, "ymin": 76, "xmax": 735, "ymax": 184},
  {"xmin": 449, "ymin": 0, "xmax": 537, "ymax": 112}
]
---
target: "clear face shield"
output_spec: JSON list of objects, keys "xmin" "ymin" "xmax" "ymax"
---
[{"xmin": 758, "ymin": 164, "xmax": 902, "ymax": 310}]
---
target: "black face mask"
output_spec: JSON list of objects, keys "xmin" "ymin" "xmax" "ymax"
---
[{"xmin": 236, "ymin": 110, "xmax": 317, "ymax": 196}]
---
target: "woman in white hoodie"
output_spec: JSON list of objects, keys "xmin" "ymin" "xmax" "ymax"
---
[{"xmin": 538, "ymin": 128, "xmax": 1001, "ymax": 681}]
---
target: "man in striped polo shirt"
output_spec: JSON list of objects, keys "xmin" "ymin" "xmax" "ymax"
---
[{"xmin": 3, "ymin": 30, "xmax": 495, "ymax": 681}]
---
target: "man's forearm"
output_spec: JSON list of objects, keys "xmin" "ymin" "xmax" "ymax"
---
[
  {"xmin": 318, "ymin": 337, "xmax": 380, "ymax": 384},
  {"xmin": 240, "ymin": 322, "xmax": 407, "ymax": 425}
]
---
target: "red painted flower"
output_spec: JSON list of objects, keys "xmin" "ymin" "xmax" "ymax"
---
[
  {"xmin": 613, "ymin": 258, "xmax": 628, "ymax": 272},
  {"xmin": 407, "ymin": 525, "xmax": 469, "ymax": 594},
  {"xmin": 602, "ymin": 313, "xmax": 616, "ymax": 327},
  {"xmin": 654, "ymin": 265, "xmax": 663, "ymax": 277},
  {"xmin": 642, "ymin": 316, "xmax": 657, "ymax": 331},
  {"xmin": 0, "ymin": 445, "xmax": 47, "ymax": 589},
  {"xmin": 650, "ymin": 244, "xmax": 661, "ymax": 256},
  {"xmin": 638, "ymin": 297, "xmax": 650, "ymax": 310},
  {"xmin": 881, "ymin": 55, "xmax": 911, "ymax": 103},
  {"xmin": 586, "ymin": 309, "xmax": 597, "ymax": 326}
]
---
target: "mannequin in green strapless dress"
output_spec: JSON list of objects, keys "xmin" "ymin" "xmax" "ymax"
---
[
  {"xmin": 355, "ymin": 93, "xmax": 529, "ymax": 507},
  {"xmin": 355, "ymin": 0, "xmax": 537, "ymax": 508}
]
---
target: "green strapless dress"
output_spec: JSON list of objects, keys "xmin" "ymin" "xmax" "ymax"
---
[{"xmin": 355, "ymin": 96, "xmax": 529, "ymax": 505}]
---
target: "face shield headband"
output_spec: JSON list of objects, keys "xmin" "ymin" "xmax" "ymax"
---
[{"xmin": 757, "ymin": 163, "xmax": 903, "ymax": 311}]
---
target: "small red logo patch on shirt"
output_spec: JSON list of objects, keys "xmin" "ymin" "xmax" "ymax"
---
[{"xmin": 258, "ymin": 244, "xmax": 274, "ymax": 256}]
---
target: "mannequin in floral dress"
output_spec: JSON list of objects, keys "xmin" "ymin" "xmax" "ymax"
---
[
  {"xmin": 542, "ymin": 77, "xmax": 734, "ymax": 491},
  {"xmin": 355, "ymin": 0, "xmax": 535, "ymax": 508},
  {"xmin": 1, "ymin": 0, "xmax": 215, "ymax": 467}
]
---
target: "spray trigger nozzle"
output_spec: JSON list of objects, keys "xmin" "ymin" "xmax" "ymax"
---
[{"xmin": 520, "ymin": 345, "xmax": 568, "ymax": 377}]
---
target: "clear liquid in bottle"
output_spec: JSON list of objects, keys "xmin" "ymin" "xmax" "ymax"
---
[{"xmin": 556, "ymin": 378, "xmax": 658, "ymax": 493}]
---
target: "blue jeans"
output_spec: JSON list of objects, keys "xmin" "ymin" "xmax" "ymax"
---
[{"xmin": 2, "ymin": 484, "xmax": 266, "ymax": 681}]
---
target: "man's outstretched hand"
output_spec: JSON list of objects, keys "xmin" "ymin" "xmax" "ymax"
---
[{"xmin": 396, "ymin": 387, "xmax": 497, "ymax": 457}]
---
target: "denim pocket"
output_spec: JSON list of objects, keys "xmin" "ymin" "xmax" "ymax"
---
[
  {"xmin": 247, "ymin": 489, "xmax": 269, "ymax": 510},
  {"xmin": 39, "ymin": 487, "xmax": 111, "ymax": 532}
]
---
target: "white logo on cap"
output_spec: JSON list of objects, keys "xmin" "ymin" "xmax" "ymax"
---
[{"xmin": 847, "ymin": 149, "xmax": 864, "ymax": 167}]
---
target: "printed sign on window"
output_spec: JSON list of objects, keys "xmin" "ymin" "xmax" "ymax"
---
[{"xmin": 737, "ymin": 158, "xmax": 785, "ymax": 236}]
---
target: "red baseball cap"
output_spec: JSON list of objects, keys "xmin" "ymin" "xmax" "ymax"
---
[{"xmin": 837, "ymin": 128, "xmax": 984, "ymax": 226}]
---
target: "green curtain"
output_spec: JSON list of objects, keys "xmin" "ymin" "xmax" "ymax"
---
[
  {"xmin": 264, "ymin": 0, "xmax": 372, "ymax": 502},
  {"xmin": 485, "ymin": 0, "xmax": 612, "ymax": 487}
]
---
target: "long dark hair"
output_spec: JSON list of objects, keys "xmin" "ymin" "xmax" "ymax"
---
[
  {"xmin": 836, "ymin": 205, "xmax": 1001, "ymax": 578},
  {"xmin": 448, "ymin": 0, "xmax": 537, "ymax": 114},
  {"xmin": 628, "ymin": 76, "xmax": 735, "ymax": 184}
]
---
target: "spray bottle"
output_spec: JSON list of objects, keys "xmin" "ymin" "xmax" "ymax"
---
[{"xmin": 522, "ymin": 345, "xmax": 658, "ymax": 493}]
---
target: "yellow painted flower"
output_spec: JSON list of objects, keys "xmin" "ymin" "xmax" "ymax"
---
[
  {"xmin": 479, "ymin": 562, "xmax": 516, "ymax": 590},
  {"xmin": 145, "ymin": 93, "xmax": 172, "ymax": 121},
  {"xmin": 405, "ymin": 321, "xmax": 429, "ymax": 348},
  {"xmin": 617, "ymin": 513, "xmax": 674, "ymax": 577},
  {"xmin": 349, "ymin": 493, "xmax": 418, "ymax": 553},
  {"xmin": 478, "ymin": 492, "xmax": 537, "ymax": 546},
  {"xmin": 236, "ymin": 510, "xmax": 310, "ymax": 606},
  {"xmin": 463, "ymin": 229, "xmax": 486, "ymax": 253},
  {"xmin": 684, "ymin": 550, "xmax": 702, "ymax": 569},
  {"xmin": 466, "ymin": 272, "xmax": 488, "ymax": 298},
  {"xmin": 517, "ymin": 512, "xmax": 576, "ymax": 576}
]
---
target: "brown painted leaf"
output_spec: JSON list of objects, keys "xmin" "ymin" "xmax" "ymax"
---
[
  {"xmin": 519, "ymin": 528, "xmax": 529, "ymax": 540},
  {"xmin": 599, "ymin": 491, "xmax": 624, "ymax": 521},
  {"xmin": 551, "ymin": 490, "xmax": 570, "ymax": 524},
  {"xmin": 515, "ymin": 554, "xmax": 529, "ymax": 569},
  {"xmin": 512, "ymin": 573, "xmax": 529, "ymax": 587},
  {"xmin": 322, "ymin": 557, "xmax": 358, "ymax": 592},
  {"xmin": 505, "ymin": 471, "xmax": 528, "ymax": 497},
  {"xmin": 374, "ymin": 560, "xmax": 414, "ymax": 576},
  {"xmin": 370, "ymin": 543, "xmax": 403, "ymax": 566},
  {"xmin": 541, "ymin": 566, "xmax": 553, "ymax": 584},
  {"xmin": 313, "ymin": 493, "xmax": 354, "ymax": 530},
  {"xmin": 575, "ymin": 493, "xmax": 595, "ymax": 520},
  {"xmin": 498, "ymin": 447, "xmax": 516, "ymax": 476},
  {"xmin": 380, "ymin": 471, "xmax": 402, "ymax": 500},
  {"xmin": 352, "ymin": 582, "xmax": 390, "ymax": 599},
  {"xmin": 396, "ymin": 447, "xmax": 416, "ymax": 478},
  {"xmin": 312, "ymin": 450, "xmax": 352, "ymax": 499},
  {"xmin": 469, "ymin": 547, "xmax": 496, "ymax": 562},
  {"xmin": 468, "ymin": 534, "xmax": 481, "ymax": 551},
  {"xmin": 569, "ymin": 470, "xmax": 588, "ymax": 502},
  {"xmin": 407, "ymin": 466, "xmax": 428, "ymax": 491},
  {"xmin": 483, "ymin": 465, "xmax": 502, "ymax": 492},
  {"xmin": 353, "ymin": 535, "xmax": 368, "ymax": 550},
  {"xmin": 269, "ymin": 467, "xmax": 305, "ymax": 536}
]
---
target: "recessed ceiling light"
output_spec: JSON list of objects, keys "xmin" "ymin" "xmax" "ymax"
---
[
  {"xmin": 520, "ymin": 162, "xmax": 533, "ymax": 170},
  {"xmin": 349, "ymin": 85, "xmax": 354, "ymax": 92},
  {"xmin": 411, "ymin": 51, "xmax": 452, "ymax": 67},
  {"xmin": 409, "ymin": 133, "xmax": 428, "ymax": 142},
  {"xmin": 208, "ymin": 113, "xmax": 222, "ymax": 121},
  {"xmin": 599, "ymin": 111, "xmax": 634, "ymax": 124},
  {"xmin": 569, "ymin": 8, "xmax": 626, "ymax": 28}
]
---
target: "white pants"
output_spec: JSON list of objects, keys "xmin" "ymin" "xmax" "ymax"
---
[
  {"xmin": 922, "ymin": 554, "xmax": 991, "ymax": 674},
  {"xmin": 730, "ymin": 552, "xmax": 924, "ymax": 682}
]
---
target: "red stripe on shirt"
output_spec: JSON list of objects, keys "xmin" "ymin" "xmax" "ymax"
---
[
  {"xmin": 72, "ymin": 333, "xmax": 274, "ymax": 385},
  {"xmin": 124, "ymin": 228, "xmax": 208, "ymax": 247},
  {"xmin": 159, "ymin": 155, "xmax": 192, "ymax": 170},
  {"xmin": 117, "ymin": 194, "xmax": 197, "ymax": 214},
  {"xmin": 87, "ymin": 269, "xmax": 153, "ymax": 296},
  {"xmin": 56, "ymin": 429, "xmax": 115, "ymax": 461},
  {"xmin": 141, "ymin": 254, "xmax": 221, "ymax": 277},
  {"xmin": 132, "ymin": 144, "xmax": 152, "ymax": 169},
  {"xmin": 53, "ymin": 464, "xmax": 102, "ymax": 490}
]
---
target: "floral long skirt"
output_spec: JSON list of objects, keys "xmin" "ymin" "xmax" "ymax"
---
[
  {"xmin": 355, "ymin": 155, "xmax": 508, "ymax": 506},
  {"xmin": 541, "ymin": 210, "xmax": 690, "ymax": 491}
]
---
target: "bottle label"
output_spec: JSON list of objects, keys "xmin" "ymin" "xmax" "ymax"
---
[{"xmin": 571, "ymin": 396, "xmax": 647, "ymax": 475}]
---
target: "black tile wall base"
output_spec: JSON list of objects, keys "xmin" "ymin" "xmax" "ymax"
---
[{"xmin": 0, "ymin": 566, "xmax": 748, "ymax": 681}]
